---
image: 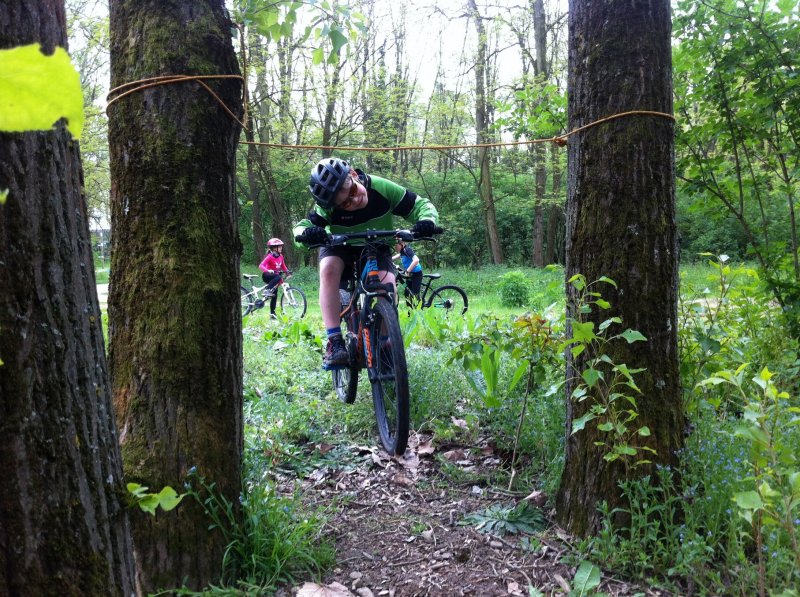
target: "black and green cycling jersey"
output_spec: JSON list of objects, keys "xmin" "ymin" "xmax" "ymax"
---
[{"xmin": 293, "ymin": 171, "xmax": 438, "ymax": 245}]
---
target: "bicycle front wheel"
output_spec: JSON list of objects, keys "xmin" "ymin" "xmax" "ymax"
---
[
  {"xmin": 366, "ymin": 298, "xmax": 409, "ymax": 456},
  {"xmin": 241, "ymin": 286, "xmax": 255, "ymax": 316},
  {"xmin": 280, "ymin": 286, "xmax": 307, "ymax": 318},
  {"xmin": 426, "ymin": 285, "xmax": 468, "ymax": 315}
]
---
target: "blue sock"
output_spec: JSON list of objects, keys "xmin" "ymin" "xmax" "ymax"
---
[{"xmin": 326, "ymin": 327, "xmax": 341, "ymax": 338}]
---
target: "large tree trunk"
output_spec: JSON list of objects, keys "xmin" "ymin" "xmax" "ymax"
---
[
  {"xmin": 468, "ymin": 0, "xmax": 503, "ymax": 264},
  {"xmin": 0, "ymin": 3, "xmax": 135, "ymax": 595},
  {"xmin": 556, "ymin": 0, "xmax": 683, "ymax": 537},
  {"xmin": 108, "ymin": 0, "xmax": 243, "ymax": 590}
]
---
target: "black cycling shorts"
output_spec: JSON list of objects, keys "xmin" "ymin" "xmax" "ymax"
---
[{"xmin": 319, "ymin": 244, "xmax": 396, "ymax": 287}]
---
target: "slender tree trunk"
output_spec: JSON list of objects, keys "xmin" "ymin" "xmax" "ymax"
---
[
  {"xmin": 0, "ymin": 3, "xmax": 135, "ymax": 595},
  {"xmin": 532, "ymin": 143, "xmax": 546, "ymax": 267},
  {"xmin": 108, "ymin": 0, "xmax": 244, "ymax": 590},
  {"xmin": 556, "ymin": 0, "xmax": 683, "ymax": 537},
  {"xmin": 253, "ymin": 74, "xmax": 296, "ymax": 267},
  {"xmin": 531, "ymin": 0, "xmax": 549, "ymax": 268},
  {"xmin": 468, "ymin": 0, "xmax": 503, "ymax": 264},
  {"xmin": 241, "ymin": 29, "xmax": 265, "ymax": 263},
  {"xmin": 321, "ymin": 67, "xmax": 341, "ymax": 158}
]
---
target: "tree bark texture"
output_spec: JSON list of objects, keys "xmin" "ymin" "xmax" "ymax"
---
[
  {"xmin": 0, "ymin": 3, "xmax": 136, "ymax": 595},
  {"xmin": 108, "ymin": 0, "xmax": 243, "ymax": 590},
  {"xmin": 556, "ymin": 0, "xmax": 683, "ymax": 537}
]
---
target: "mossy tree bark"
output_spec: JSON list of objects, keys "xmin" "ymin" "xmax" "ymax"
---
[
  {"xmin": 108, "ymin": 0, "xmax": 243, "ymax": 590},
  {"xmin": 0, "ymin": 3, "xmax": 135, "ymax": 595},
  {"xmin": 555, "ymin": 0, "xmax": 683, "ymax": 537}
]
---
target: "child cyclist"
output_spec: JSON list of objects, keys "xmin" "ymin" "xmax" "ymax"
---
[
  {"xmin": 259, "ymin": 238, "xmax": 289, "ymax": 318},
  {"xmin": 393, "ymin": 237, "xmax": 423, "ymax": 307},
  {"xmin": 294, "ymin": 157, "xmax": 439, "ymax": 369}
]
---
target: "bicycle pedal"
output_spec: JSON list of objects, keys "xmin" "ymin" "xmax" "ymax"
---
[{"xmin": 322, "ymin": 363, "xmax": 348, "ymax": 371}]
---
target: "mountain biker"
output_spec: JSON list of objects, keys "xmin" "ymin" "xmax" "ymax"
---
[
  {"xmin": 259, "ymin": 238, "xmax": 289, "ymax": 318},
  {"xmin": 295, "ymin": 157, "xmax": 439, "ymax": 369},
  {"xmin": 393, "ymin": 237, "xmax": 423, "ymax": 306}
]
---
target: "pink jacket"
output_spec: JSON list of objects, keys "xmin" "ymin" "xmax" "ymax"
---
[{"xmin": 259, "ymin": 252, "xmax": 288, "ymax": 274}]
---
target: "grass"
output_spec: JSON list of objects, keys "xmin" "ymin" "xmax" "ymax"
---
[{"xmin": 99, "ymin": 256, "xmax": 800, "ymax": 594}]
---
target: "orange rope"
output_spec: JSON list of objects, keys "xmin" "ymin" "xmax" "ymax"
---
[
  {"xmin": 105, "ymin": 74, "xmax": 673, "ymax": 154},
  {"xmin": 106, "ymin": 74, "xmax": 247, "ymax": 130},
  {"xmin": 240, "ymin": 109, "xmax": 675, "ymax": 152}
]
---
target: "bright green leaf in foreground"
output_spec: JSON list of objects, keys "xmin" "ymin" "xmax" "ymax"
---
[
  {"xmin": 0, "ymin": 189, "xmax": 7, "ymax": 204},
  {"xmin": 0, "ymin": 44, "xmax": 83, "ymax": 138}
]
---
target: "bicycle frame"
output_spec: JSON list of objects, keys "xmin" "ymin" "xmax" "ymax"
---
[
  {"xmin": 301, "ymin": 227, "xmax": 442, "ymax": 455},
  {"xmin": 339, "ymin": 237, "xmax": 400, "ymax": 366},
  {"xmin": 396, "ymin": 271, "xmax": 438, "ymax": 305}
]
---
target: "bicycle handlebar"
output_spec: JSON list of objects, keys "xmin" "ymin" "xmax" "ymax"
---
[{"xmin": 295, "ymin": 226, "xmax": 444, "ymax": 248}]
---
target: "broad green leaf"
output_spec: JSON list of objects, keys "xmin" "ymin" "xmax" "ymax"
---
[
  {"xmin": 328, "ymin": 28, "xmax": 348, "ymax": 55},
  {"xmin": 599, "ymin": 316, "xmax": 621, "ymax": 331},
  {"xmin": 156, "ymin": 486, "xmax": 184, "ymax": 511},
  {"xmin": 126, "ymin": 483, "xmax": 149, "ymax": 498},
  {"xmin": 138, "ymin": 495, "xmax": 160, "ymax": 516},
  {"xmin": 0, "ymin": 189, "xmax": 7, "ymax": 204},
  {"xmin": 597, "ymin": 422, "xmax": 614, "ymax": 432},
  {"xmin": 581, "ymin": 367, "xmax": 603, "ymax": 388},
  {"xmin": 0, "ymin": 44, "xmax": 83, "ymax": 138},
  {"xmin": 638, "ymin": 426, "xmax": 651, "ymax": 436},
  {"xmin": 790, "ymin": 472, "xmax": 800, "ymax": 494},
  {"xmin": 597, "ymin": 276, "xmax": 617, "ymax": 288},
  {"xmin": 572, "ymin": 560, "xmax": 602, "ymax": 596},
  {"xmin": 508, "ymin": 362, "xmax": 528, "ymax": 392},
  {"xmin": 618, "ymin": 329, "xmax": 647, "ymax": 343},
  {"xmin": 312, "ymin": 47, "xmax": 325, "ymax": 65},
  {"xmin": 734, "ymin": 490, "xmax": 763, "ymax": 510},
  {"xmin": 571, "ymin": 412, "xmax": 596, "ymax": 435},
  {"xmin": 571, "ymin": 321, "xmax": 596, "ymax": 343},
  {"xmin": 568, "ymin": 273, "xmax": 586, "ymax": 290}
]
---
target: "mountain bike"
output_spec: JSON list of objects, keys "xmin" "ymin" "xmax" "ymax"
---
[
  {"xmin": 240, "ymin": 271, "xmax": 307, "ymax": 319},
  {"xmin": 396, "ymin": 270, "xmax": 468, "ymax": 314},
  {"xmin": 298, "ymin": 227, "xmax": 442, "ymax": 455}
]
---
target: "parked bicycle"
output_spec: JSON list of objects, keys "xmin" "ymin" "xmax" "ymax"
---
[
  {"xmin": 240, "ymin": 270, "xmax": 307, "ymax": 319},
  {"xmin": 298, "ymin": 227, "xmax": 443, "ymax": 455},
  {"xmin": 396, "ymin": 270, "xmax": 468, "ymax": 314}
]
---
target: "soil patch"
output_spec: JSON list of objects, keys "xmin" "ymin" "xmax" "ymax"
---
[{"xmin": 276, "ymin": 433, "xmax": 671, "ymax": 597}]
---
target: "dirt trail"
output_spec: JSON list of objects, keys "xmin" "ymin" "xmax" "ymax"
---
[{"xmin": 282, "ymin": 434, "xmax": 669, "ymax": 597}]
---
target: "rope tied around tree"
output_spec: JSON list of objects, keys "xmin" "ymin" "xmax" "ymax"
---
[
  {"xmin": 106, "ymin": 74, "xmax": 247, "ymax": 130},
  {"xmin": 106, "ymin": 74, "xmax": 674, "ymax": 152}
]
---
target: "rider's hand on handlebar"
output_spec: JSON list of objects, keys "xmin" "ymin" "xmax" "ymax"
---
[
  {"xmin": 296, "ymin": 226, "xmax": 329, "ymax": 245},
  {"xmin": 410, "ymin": 219, "xmax": 436, "ymax": 238}
]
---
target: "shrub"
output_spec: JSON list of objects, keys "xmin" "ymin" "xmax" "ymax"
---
[{"xmin": 498, "ymin": 270, "xmax": 531, "ymax": 307}]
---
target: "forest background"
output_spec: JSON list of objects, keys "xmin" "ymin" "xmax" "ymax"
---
[
  {"xmin": 74, "ymin": 0, "xmax": 798, "ymax": 290},
  {"xmin": 6, "ymin": 0, "xmax": 796, "ymax": 594}
]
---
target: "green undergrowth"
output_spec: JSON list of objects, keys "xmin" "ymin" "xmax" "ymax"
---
[{"xmin": 106, "ymin": 258, "xmax": 800, "ymax": 594}]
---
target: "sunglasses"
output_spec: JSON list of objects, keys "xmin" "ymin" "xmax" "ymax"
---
[{"xmin": 335, "ymin": 175, "xmax": 360, "ymax": 209}]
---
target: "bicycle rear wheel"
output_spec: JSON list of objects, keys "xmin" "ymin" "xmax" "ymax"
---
[
  {"xmin": 366, "ymin": 298, "xmax": 409, "ymax": 455},
  {"xmin": 426, "ymin": 285, "xmax": 468, "ymax": 315},
  {"xmin": 241, "ymin": 286, "xmax": 255, "ymax": 316},
  {"xmin": 280, "ymin": 286, "xmax": 307, "ymax": 318}
]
